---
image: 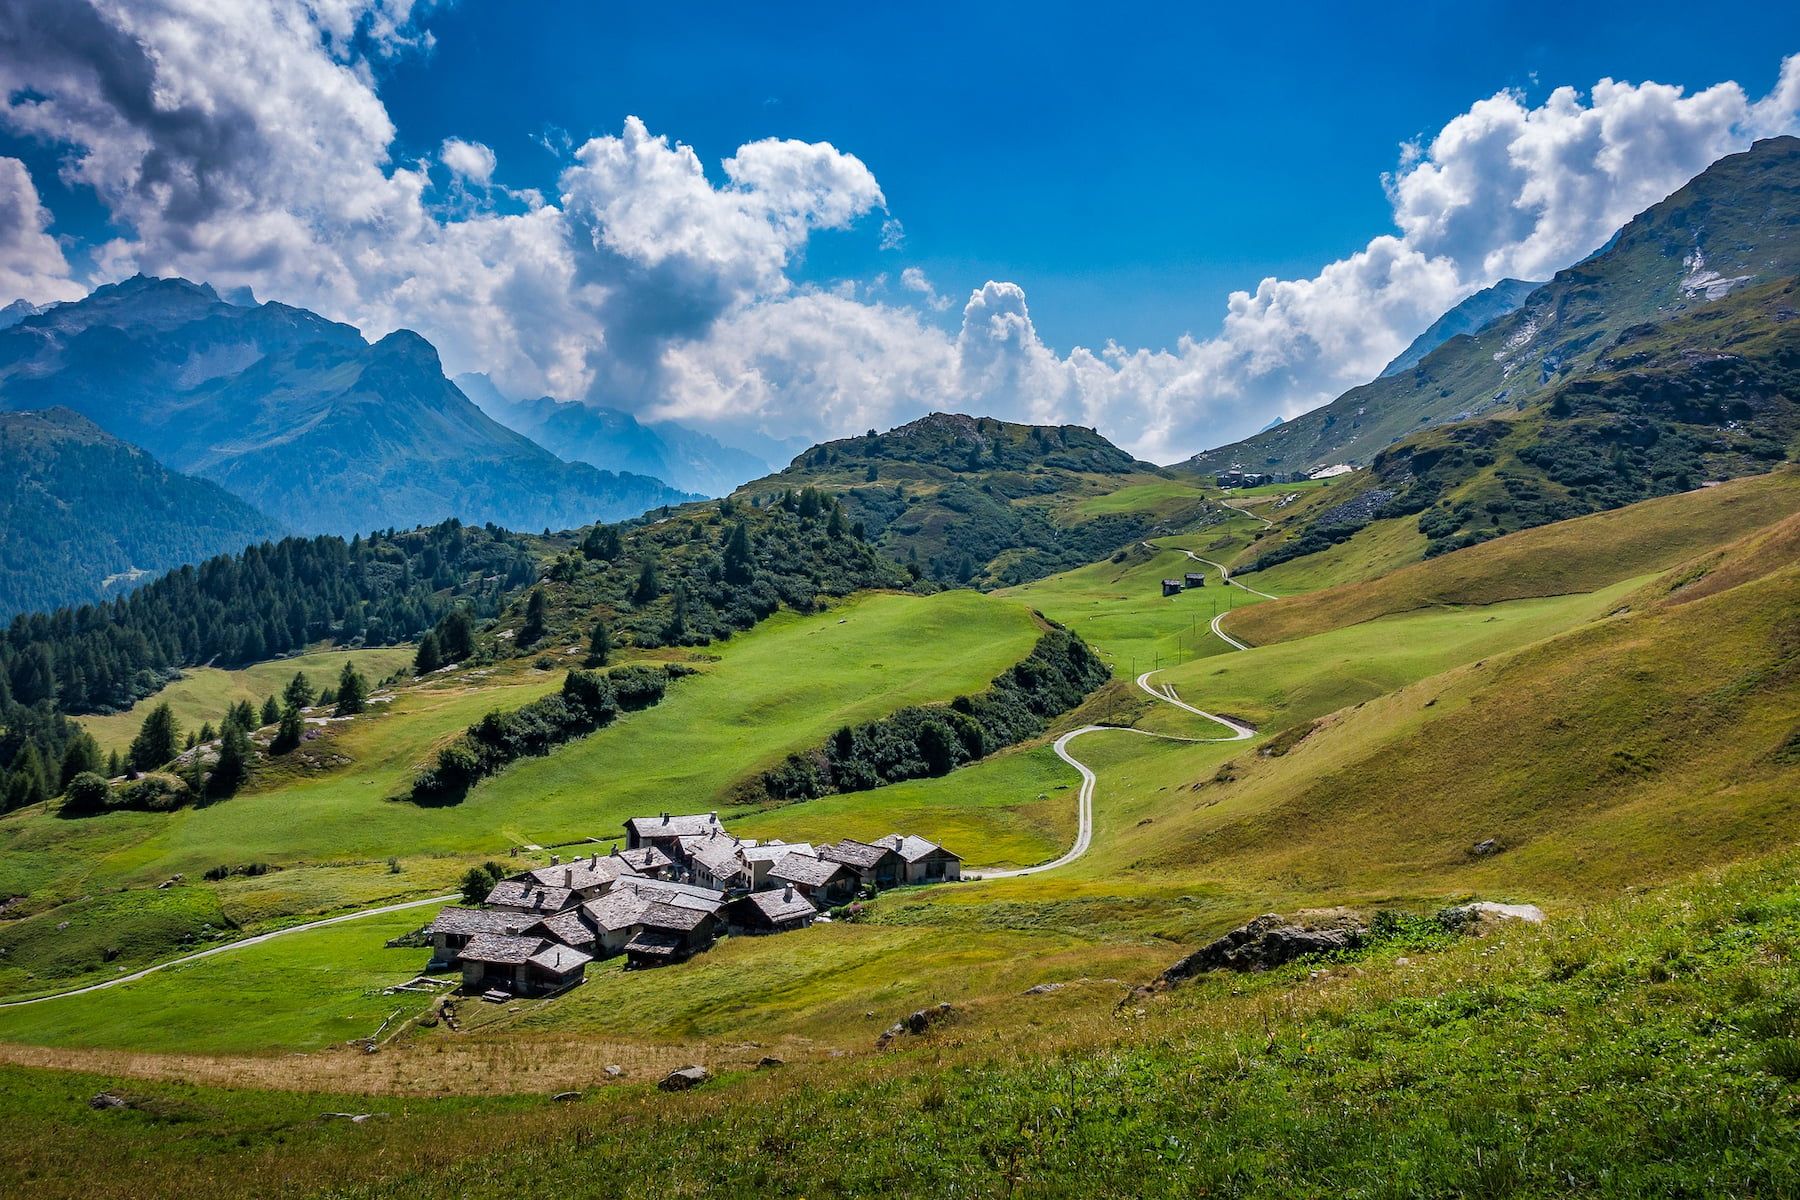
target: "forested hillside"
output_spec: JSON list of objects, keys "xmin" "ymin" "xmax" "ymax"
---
[{"xmin": 0, "ymin": 409, "xmax": 283, "ymax": 618}]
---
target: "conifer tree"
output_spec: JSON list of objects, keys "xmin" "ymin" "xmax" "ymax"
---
[
  {"xmin": 260, "ymin": 695, "xmax": 281, "ymax": 726},
  {"xmin": 282, "ymin": 671, "xmax": 315, "ymax": 710},
  {"xmin": 334, "ymin": 662, "xmax": 369, "ymax": 716},
  {"xmin": 198, "ymin": 722, "xmax": 215, "ymax": 745},
  {"xmin": 7, "ymin": 742, "xmax": 49, "ymax": 809},
  {"xmin": 722, "ymin": 522, "xmax": 755, "ymax": 584},
  {"xmin": 587, "ymin": 619, "xmax": 612, "ymax": 667},
  {"xmin": 59, "ymin": 732, "xmax": 101, "ymax": 789},
  {"xmin": 272, "ymin": 704, "xmax": 305, "ymax": 753},
  {"xmin": 210, "ymin": 721, "xmax": 251, "ymax": 798},
  {"xmin": 414, "ymin": 631, "xmax": 443, "ymax": 674},
  {"xmin": 827, "ymin": 501, "xmax": 848, "ymax": 539},
  {"xmin": 437, "ymin": 609, "xmax": 476, "ymax": 661},
  {"xmin": 520, "ymin": 588, "xmax": 548, "ymax": 646},
  {"xmin": 128, "ymin": 703, "xmax": 179, "ymax": 772},
  {"xmin": 633, "ymin": 559, "xmax": 662, "ymax": 606},
  {"xmin": 106, "ymin": 749, "xmax": 122, "ymax": 778}
]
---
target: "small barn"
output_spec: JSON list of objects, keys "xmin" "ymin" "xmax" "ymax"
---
[
  {"xmin": 767, "ymin": 852, "xmax": 858, "ymax": 906},
  {"xmin": 874, "ymin": 834, "xmax": 963, "ymax": 884},
  {"xmin": 425, "ymin": 906, "xmax": 535, "ymax": 967},
  {"xmin": 1184, "ymin": 572, "xmax": 1206, "ymax": 589},
  {"xmin": 725, "ymin": 884, "xmax": 818, "ymax": 935},
  {"xmin": 1162, "ymin": 579, "xmax": 1183, "ymax": 597},
  {"xmin": 819, "ymin": 839, "xmax": 901, "ymax": 889},
  {"xmin": 458, "ymin": 934, "xmax": 590, "ymax": 996},
  {"xmin": 624, "ymin": 901, "xmax": 720, "ymax": 968}
]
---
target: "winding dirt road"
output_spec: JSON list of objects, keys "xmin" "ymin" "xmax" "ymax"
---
[{"xmin": 979, "ymin": 562, "xmax": 1257, "ymax": 879}]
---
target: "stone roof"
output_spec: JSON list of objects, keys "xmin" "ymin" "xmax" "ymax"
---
[
  {"xmin": 582, "ymin": 890, "xmax": 652, "ymax": 933},
  {"xmin": 623, "ymin": 928, "xmax": 686, "ymax": 958},
  {"xmin": 687, "ymin": 836, "xmax": 748, "ymax": 881},
  {"xmin": 742, "ymin": 841, "xmax": 815, "ymax": 864},
  {"xmin": 637, "ymin": 900, "xmax": 713, "ymax": 933},
  {"xmin": 533, "ymin": 908, "xmax": 596, "ymax": 949},
  {"xmin": 484, "ymin": 880, "xmax": 576, "ymax": 913},
  {"xmin": 520, "ymin": 854, "xmax": 637, "ymax": 892},
  {"xmin": 768, "ymin": 852, "xmax": 853, "ymax": 888},
  {"xmin": 874, "ymin": 833, "xmax": 957, "ymax": 863},
  {"xmin": 618, "ymin": 845, "xmax": 673, "ymax": 873},
  {"xmin": 527, "ymin": 943, "xmax": 593, "ymax": 974},
  {"xmin": 626, "ymin": 878, "xmax": 724, "ymax": 907},
  {"xmin": 736, "ymin": 886, "xmax": 817, "ymax": 924},
  {"xmin": 457, "ymin": 933, "xmax": 543, "ymax": 966},
  {"xmin": 625, "ymin": 812, "xmax": 726, "ymax": 840},
  {"xmin": 428, "ymin": 906, "xmax": 504, "ymax": 937},
  {"xmin": 819, "ymin": 839, "xmax": 894, "ymax": 870}
]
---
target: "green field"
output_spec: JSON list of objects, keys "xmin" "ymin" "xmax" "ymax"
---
[{"xmin": 80, "ymin": 645, "xmax": 419, "ymax": 756}]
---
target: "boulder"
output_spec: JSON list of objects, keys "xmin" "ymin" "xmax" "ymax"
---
[
  {"xmin": 88, "ymin": 1092, "xmax": 128, "ymax": 1110},
  {"xmin": 1443, "ymin": 901, "xmax": 1545, "ymax": 928},
  {"xmin": 603, "ymin": 1064, "xmax": 624, "ymax": 1079},
  {"xmin": 658, "ymin": 1065, "xmax": 709, "ymax": 1091},
  {"xmin": 756, "ymin": 1056, "xmax": 785, "ymax": 1069},
  {"xmin": 1023, "ymin": 982, "xmax": 1064, "ymax": 996},
  {"xmin": 877, "ymin": 1002, "xmax": 957, "ymax": 1047},
  {"xmin": 1158, "ymin": 911, "xmax": 1368, "ymax": 985},
  {"xmin": 1471, "ymin": 838, "xmax": 1501, "ymax": 857}
]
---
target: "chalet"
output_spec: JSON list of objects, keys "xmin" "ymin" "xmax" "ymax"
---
[
  {"xmin": 425, "ymin": 906, "xmax": 535, "ymax": 966},
  {"xmin": 767, "ymin": 851, "xmax": 858, "ymax": 906},
  {"xmin": 685, "ymin": 832, "xmax": 750, "ymax": 891},
  {"xmin": 1184, "ymin": 572, "xmax": 1206, "ymax": 589},
  {"xmin": 725, "ymin": 884, "xmax": 817, "ymax": 935},
  {"xmin": 874, "ymin": 834, "xmax": 963, "ymax": 884},
  {"xmin": 483, "ymin": 880, "xmax": 577, "ymax": 916},
  {"xmin": 529, "ymin": 908, "xmax": 598, "ymax": 955},
  {"xmin": 741, "ymin": 841, "xmax": 815, "ymax": 889},
  {"xmin": 1162, "ymin": 579, "xmax": 1183, "ymax": 597},
  {"xmin": 580, "ymin": 888, "xmax": 654, "ymax": 958},
  {"xmin": 624, "ymin": 812, "xmax": 727, "ymax": 861},
  {"xmin": 819, "ymin": 839, "xmax": 901, "ymax": 889},
  {"xmin": 457, "ymin": 933, "xmax": 591, "ymax": 997},
  {"xmin": 518, "ymin": 852, "xmax": 637, "ymax": 900},
  {"xmin": 624, "ymin": 901, "xmax": 720, "ymax": 968},
  {"xmin": 617, "ymin": 844, "xmax": 675, "ymax": 879}
]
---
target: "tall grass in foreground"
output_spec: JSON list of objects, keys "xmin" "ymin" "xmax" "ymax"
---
[{"xmin": 5, "ymin": 853, "xmax": 1800, "ymax": 1197}]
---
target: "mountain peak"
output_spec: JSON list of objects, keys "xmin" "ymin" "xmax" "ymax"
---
[{"xmin": 371, "ymin": 327, "xmax": 441, "ymax": 367}]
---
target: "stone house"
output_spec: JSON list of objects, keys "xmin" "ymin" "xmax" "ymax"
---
[
  {"xmin": 874, "ymin": 834, "xmax": 963, "ymax": 884},
  {"xmin": 741, "ymin": 841, "xmax": 815, "ymax": 889},
  {"xmin": 818, "ymin": 839, "xmax": 901, "ymax": 889},
  {"xmin": 767, "ymin": 852, "xmax": 858, "ymax": 906},
  {"xmin": 725, "ymin": 884, "xmax": 817, "ymax": 935},
  {"xmin": 457, "ymin": 933, "xmax": 591, "ymax": 996},
  {"xmin": 624, "ymin": 901, "xmax": 720, "ymax": 968}
]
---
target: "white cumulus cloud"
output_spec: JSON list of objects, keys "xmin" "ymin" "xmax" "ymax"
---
[{"xmin": 1, "ymin": 0, "xmax": 1796, "ymax": 464}]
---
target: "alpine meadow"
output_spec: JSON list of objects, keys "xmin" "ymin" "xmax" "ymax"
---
[{"xmin": 1, "ymin": 5, "xmax": 1799, "ymax": 1197}]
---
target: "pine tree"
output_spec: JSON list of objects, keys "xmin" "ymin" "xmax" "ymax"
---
[
  {"xmin": 827, "ymin": 501, "xmax": 848, "ymax": 539},
  {"xmin": 59, "ymin": 731, "xmax": 101, "ymax": 789},
  {"xmin": 210, "ymin": 721, "xmax": 251, "ymax": 797},
  {"xmin": 8, "ymin": 742, "xmax": 49, "ymax": 808},
  {"xmin": 228, "ymin": 699, "xmax": 256, "ymax": 730},
  {"xmin": 272, "ymin": 703, "xmax": 305, "ymax": 753},
  {"xmin": 282, "ymin": 671, "xmax": 315, "ymax": 710},
  {"xmin": 723, "ymin": 522, "xmax": 755, "ymax": 584},
  {"xmin": 414, "ymin": 631, "xmax": 443, "ymax": 674},
  {"xmin": 128, "ymin": 703, "xmax": 179, "ymax": 773},
  {"xmin": 587, "ymin": 619, "xmax": 612, "ymax": 667},
  {"xmin": 520, "ymin": 588, "xmax": 548, "ymax": 647},
  {"xmin": 198, "ymin": 722, "xmax": 216, "ymax": 745},
  {"xmin": 633, "ymin": 559, "xmax": 662, "ymax": 606},
  {"xmin": 334, "ymin": 661, "xmax": 369, "ymax": 716},
  {"xmin": 106, "ymin": 749, "xmax": 122, "ymax": 778},
  {"xmin": 663, "ymin": 585, "xmax": 689, "ymax": 644},
  {"xmin": 260, "ymin": 695, "xmax": 281, "ymax": 726},
  {"xmin": 437, "ymin": 608, "xmax": 476, "ymax": 661}
]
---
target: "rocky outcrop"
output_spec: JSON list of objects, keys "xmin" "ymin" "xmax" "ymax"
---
[
  {"xmin": 1442, "ymin": 901, "xmax": 1545, "ymax": 927},
  {"xmin": 876, "ymin": 1002, "xmax": 958, "ymax": 1047},
  {"xmin": 658, "ymin": 1065, "xmax": 710, "ymax": 1091},
  {"xmin": 1158, "ymin": 910, "xmax": 1367, "ymax": 986}
]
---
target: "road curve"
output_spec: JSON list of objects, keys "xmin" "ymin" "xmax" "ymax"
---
[
  {"xmin": 0, "ymin": 892, "xmax": 460, "ymax": 1009},
  {"xmin": 976, "ymin": 649, "xmax": 1255, "ymax": 879}
]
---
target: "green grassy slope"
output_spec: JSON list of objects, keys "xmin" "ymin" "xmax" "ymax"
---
[
  {"xmin": 80, "ymin": 645, "xmax": 417, "ymax": 756},
  {"xmin": 1231, "ymin": 466, "xmax": 1800, "ymax": 645}
]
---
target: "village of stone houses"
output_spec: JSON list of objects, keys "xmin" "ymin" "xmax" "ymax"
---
[{"xmin": 426, "ymin": 812, "xmax": 961, "ymax": 1003}]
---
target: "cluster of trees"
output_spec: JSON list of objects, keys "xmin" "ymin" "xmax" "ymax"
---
[
  {"xmin": 411, "ymin": 608, "xmax": 478, "ymax": 674},
  {"xmin": 758, "ymin": 628, "xmax": 1109, "ymax": 801},
  {"xmin": 409, "ymin": 664, "xmax": 682, "ymax": 805},
  {"xmin": 528, "ymin": 498, "xmax": 911, "ymax": 655},
  {"xmin": 0, "ymin": 519, "xmax": 530, "ymax": 806},
  {"xmin": 57, "ymin": 661, "xmax": 372, "ymax": 818}
]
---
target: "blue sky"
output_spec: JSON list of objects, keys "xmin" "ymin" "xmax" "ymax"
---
[
  {"xmin": 334, "ymin": 0, "xmax": 1797, "ymax": 348},
  {"xmin": 2, "ymin": 1, "xmax": 1798, "ymax": 459}
]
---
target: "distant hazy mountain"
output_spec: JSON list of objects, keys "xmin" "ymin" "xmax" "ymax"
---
[
  {"xmin": 1378, "ymin": 277, "xmax": 1542, "ymax": 377},
  {"xmin": 0, "ymin": 277, "xmax": 693, "ymax": 536},
  {"xmin": 1185, "ymin": 136, "xmax": 1800, "ymax": 478},
  {"xmin": 0, "ymin": 407, "xmax": 283, "ymax": 617},
  {"xmin": 455, "ymin": 373, "xmax": 770, "ymax": 497},
  {"xmin": 0, "ymin": 299, "xmax": 45, "ymax": 331}
]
